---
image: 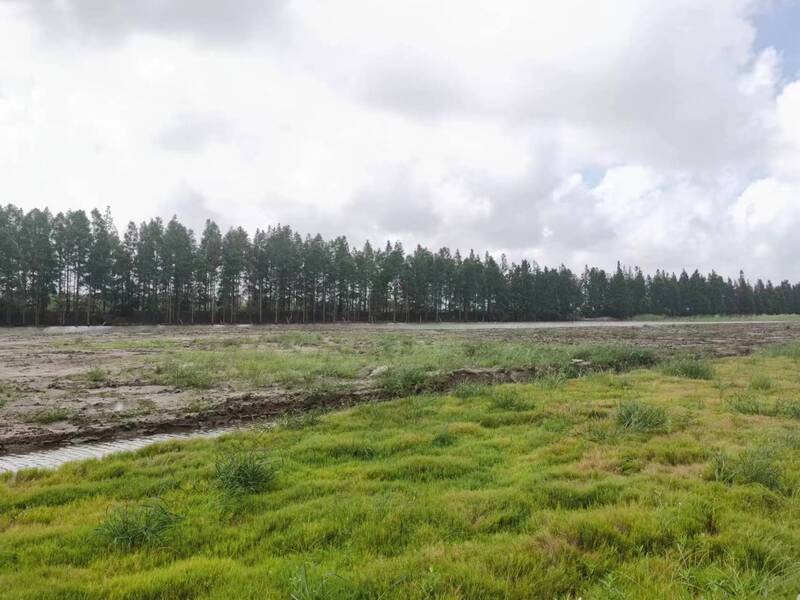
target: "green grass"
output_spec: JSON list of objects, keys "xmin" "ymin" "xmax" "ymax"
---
[
  {"xmin": 145, "ymin": 337, "xmax": 659, "ymax": 394},
  {"xmin": 25, "ymin": 407, "xmax": 73, "ymax": 424},
  {"xmin": 0, "ymin": 382, "xmax": 19, "ymax": 409},
  {"xmin": 662, "ymin": 357, "xmax": 714, "ymax": 380},
  {"xmin": 749, "ymin": 374, "xmax": 774, "ymax": 392},
  {"xmin": 4, "ymin": 351, "xmax": 800, "ymax": 598},
  {"xmin": 214, "ymin": 448, "xmax": 278, "ymax": 497},
  {"xmin": 95, "ymin": 500, "xmax": 183, "ymax": 551},
  {"xmin": 615, "ymin": 399, "xmax": 668, "ymax": 432}
]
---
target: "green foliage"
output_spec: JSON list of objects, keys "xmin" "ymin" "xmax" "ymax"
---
[
  {"xmin": 84, "ymin": 366, "xmax": 107, "ymax": 383},
  {"xmin": 26, "ymin": 407, "xmax": 73, "ymax": 424},
  {"xmin": 712, "ymin": 447, "xmax": 784, "ymax": 492},
  {"xmin": 154, "ymin": 359, "xmax": 216, "ymax": 389},
  {"xmin": 570, "ymin": 345, "xmax": 658, "ymax": 372},
  {"xmin": 727, "ymin": 394, "xmax": 800, "ymax": 419},
  {"xmin": 95, "ymin": 500, "xmax": 182, "ymax": 551},
  {"xmin": 379, "ymin": 367, "xmax": 439, "ymax": 397},
  {"xmin": 727, "ymin": 393, "xmax": 769, "ymax": 416},
  {"xmin": 749, "ymin": 374, "xmax": 774, "ymax": 392},
  {"xmin": 488, "ymin": 386, "xmax": 527, "ymax": 411},
  {"xmin": 431, "ymin": 427, "xmax": 457, "ymax": 447},
  {"xmin": 6, "ymin": 350, "xmax": 800, "ymax": 599},
  {"xmin": 214, "ymin": 448, "xmax": 278, "ymax": 496},
  {"xmin": 280, "ymin": 410, "xmax": 321, "ymax": 430},
  {"xmin": 615, "ymin": 400, "xmax": 668, "ymax": 432},
  {"xmin": 662, "ymin": 357, "xmax": 714, "ymax": 380},
  {"xmin": 452, "ymin": 381, "xmax": 487, "ymax": 399}
]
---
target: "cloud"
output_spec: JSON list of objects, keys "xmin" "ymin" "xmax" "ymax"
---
[
  {"xmin": 1, "ymin": 0, "xmax": 800, "ymax": 281},
  {"xmin": 158, "ymin": 186, "xmax": 230, "ymax": 235},
  {"xmin": 155, "ymin": 113, "xmax": 237, "ymax": 153},
  {"xmin": 11, "ymin": 0, "xmax": 288, "ymax": 43}
]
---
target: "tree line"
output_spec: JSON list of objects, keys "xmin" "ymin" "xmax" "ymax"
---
[{"xmin": 2, "ymin": 204, "xmax": 799, "ymax": 326}]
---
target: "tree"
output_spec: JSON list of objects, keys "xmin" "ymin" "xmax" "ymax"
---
[{"xmin": 199, "ymin": 220, "xmax": 223, "ymax": 323}]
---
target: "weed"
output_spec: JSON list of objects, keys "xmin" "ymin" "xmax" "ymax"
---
[
  {"xmin": 379, "ymin": 367, "xmax": 438, "ymax": 397},
  {"xmin": 727, "ymin": 393, "xmax": 771, "ymax": 416},
  {"xmin": 615, "ymin": 400, "xmax": 668, "ymax": 432},
  {"xmin": 775, "ymin": 398, "xmax": 800, "ymax": 419},
  {"xmin": 488, "ymin": 386, "xmax": 526, "ymax": 411},
  {"xmin": 749, "ymin": 375, "xmax": 774, "ymax": 392},
  {"xmin": 712, "ymin": 447, "xmax": 783, "ymax": 492},
  {"xmin": 26, "ymin": 407, "xmax": 72, "ymax": 424},
  {"xmin": 571, "ymin": 345, "xmax": 658, "ymax": 372},
  {"xmin": 536, "ymin": 373, "xmax": 567, "ymax": 390},
  {"xmin": 155, "ymin": 360, "xmax": 215, "ymax": 389},
  {"xmin": 452, "ymin": 381, "xmax": 486, "ymax": 399},
  {"xmin": 95, "ymin": 500, "xmax": 182, "ymax": 551},
  {"xmin": 280, "ymin": 410, "xmax": 321, "ymax": 430},
  {"xmin": 431, "ymin": 427, "xmax": 457, "ymax": 447},
  {"xmin": 85, "ymin": 366, "xmax": 107, "ymax": 384},
  {"xmin": 662, "ymin": 358, "xmax": 714, "ymax": 380},
  {"xmin": 214, "ymin": 448, "xmax": 278, "ymax": 496}
]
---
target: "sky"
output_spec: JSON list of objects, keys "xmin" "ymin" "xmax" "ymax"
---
[{"xmin": 1, "ymin": 1, "xmax": 800, "ymax": 281}]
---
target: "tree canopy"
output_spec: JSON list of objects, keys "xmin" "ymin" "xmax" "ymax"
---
[{"xmin": 2, "ymin": 204, "xmax": 798, "ymax": 326}]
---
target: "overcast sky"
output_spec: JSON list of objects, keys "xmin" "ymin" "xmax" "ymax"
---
[{"xmin": 2, "ymin": 1, "xmax": 800, "ymax": 280}]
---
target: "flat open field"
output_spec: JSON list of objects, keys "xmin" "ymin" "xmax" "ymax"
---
[
  {"xmin": 2, "ymin": 321, "xmax": 800, "ymax": 453},
  {"xmin": 3, "ymin": 326, "xmax": 800, "ymax": 598}
]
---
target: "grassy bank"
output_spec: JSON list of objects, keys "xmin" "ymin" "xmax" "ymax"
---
[{"xmin": 4, "ymin": 347, "xmax": 800, "ymax": 598}]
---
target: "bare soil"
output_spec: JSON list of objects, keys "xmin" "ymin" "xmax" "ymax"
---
[{"xmin": 1, "ymin": 321, "xmax": 799, "ymax": 453}]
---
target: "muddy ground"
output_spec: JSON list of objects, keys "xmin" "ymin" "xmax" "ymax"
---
[{"xmin": 1, "ymin": 321, "xmax": 799, "ymax": 453}]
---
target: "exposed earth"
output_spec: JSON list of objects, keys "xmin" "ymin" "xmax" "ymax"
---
[{"xmin": 2, "ymin": 320, "xmax": 799, "ymax": 453}]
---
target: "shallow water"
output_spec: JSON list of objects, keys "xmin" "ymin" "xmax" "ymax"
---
[{"xmin": 0, "ymin": 427, "xmax": 235, "ymax": 474}]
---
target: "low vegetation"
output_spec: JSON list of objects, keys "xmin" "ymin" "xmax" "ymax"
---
[
  {"xmin": 662, "ymin": 357, "xmax": 714, "ymax": 380},
  {"xmin": 95, "ymin": 500, "xmax": 183, "ymax": 552},
  {"xmin": 142, "ymin": 336, "xmax": 660, "ymax": 394},
  {"xmin": 4, "ymin": 346, "xmax": 800, "ymax": 598}
]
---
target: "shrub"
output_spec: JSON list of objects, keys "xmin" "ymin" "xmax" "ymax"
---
[
  {"xmin": 712, "ymin": 447, "xmax": 783, "ymax": 492},
  {"xmin": 214, "ymin": 449, "xmax": 278, "ymax": 496},
  {"xmin": 96, "ymin": 500, "xmax": 182, "ymax": 551},
  {"xmin": 662, "ymin": 358, "xmax": 714, "ymax": 380},
  {"xmin": 615, "ymin": 400, "xmax": 668, "ymax": 432}
]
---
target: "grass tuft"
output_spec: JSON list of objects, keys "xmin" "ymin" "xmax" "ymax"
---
[
  {"xmin": 749, "ymin": 374, "xmax": 774, "ymax": 392},
  {"xmin": 615, "ymin": 400, "xmax": 668, "ymax": 432},
  {"xmin": 662, "ymin": 357, "xmax": 714, "ymax": 380},
  {"xmin": 95, "ymin": 500, "xmax": 182, "ymax": 551},
  {"xmin": 712, "ymin": 446, "xmax": 784, "ymax": 492},
  {"xmin": 26, "ymin": 407, "xmax": 73, "ymax": 424},
  {"xmin": 214, "ymin": 448, "xmax": 278, "ymax": 496}
]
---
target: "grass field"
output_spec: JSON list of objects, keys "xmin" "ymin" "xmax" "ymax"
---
[{"xmin": 3, "ymin": 343, "xmax": 800, "ymax": 599}]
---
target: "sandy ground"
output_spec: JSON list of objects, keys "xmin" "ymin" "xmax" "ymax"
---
[{"xmin": 1, "ymin": 321, "xmax": 799, "ymax": 453}]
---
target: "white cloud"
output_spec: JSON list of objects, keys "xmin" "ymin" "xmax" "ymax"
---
[{"xmin": 1, "ymin": 0, "xmax": 800, "ymax": 280}]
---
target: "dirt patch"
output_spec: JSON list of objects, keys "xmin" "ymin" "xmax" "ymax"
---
[{"xmin": 2, "ymin": 321, "xmax": 800, "ymax": 453}]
